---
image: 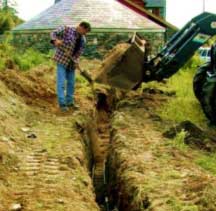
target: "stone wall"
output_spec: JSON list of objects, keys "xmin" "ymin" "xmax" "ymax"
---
[
  {"xmin": 12, "ymin": 32, "xmax": 52, "ymax": 53},
  {"xmin": 11, "ymin": 31, "xmax": 165, "ymax": 59},
  {"xmin": 84, "ymin": 32, "xmax": 165, "ymax": 59}
]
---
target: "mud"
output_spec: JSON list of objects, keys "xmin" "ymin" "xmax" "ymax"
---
[{"xmin": 143, "ymin": 87, "xmax": 176, "ymax": 97}]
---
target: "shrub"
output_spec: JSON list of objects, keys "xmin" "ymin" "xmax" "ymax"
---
[
  {"xmin": 0, "ymin": 36, "xmax": 49, "ymax": 71},
  {"xmin": 13, "ymin": 48, "xmax": 48, "ymax": 71}
]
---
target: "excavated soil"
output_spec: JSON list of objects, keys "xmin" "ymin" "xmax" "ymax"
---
[
  {"xmin": 0, "ymin": 67, "xmax": 56, "ymax": 108},
  {"xmin": 0, "ymin": 66, "xmax": 99, "ymax": 211},
  {"xmin": 95, "ymin": 43, "xmax": 130, "ymax": 85},
  {"xmin": 1, "ymin": 58, "xmax": 216, "ymax": 211}
]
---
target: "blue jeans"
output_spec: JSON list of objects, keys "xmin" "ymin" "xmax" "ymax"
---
[{"xmin": 56, "ymin": 63, "xmax": 75, "ymax": 107}]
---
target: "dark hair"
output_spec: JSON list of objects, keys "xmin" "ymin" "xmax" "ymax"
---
[{"xmin": 79, "ymin": 21, "xmax": 91, "ymax": 32}]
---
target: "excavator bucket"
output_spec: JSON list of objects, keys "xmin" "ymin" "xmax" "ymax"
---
[{"xmin": 95, "ymin": 34, "xmax": 145, "ymax": 90}]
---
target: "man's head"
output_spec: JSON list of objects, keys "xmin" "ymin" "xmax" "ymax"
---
[{"xmin": 76, "ymin": 22, "xmax": 91, "ymax": 35}]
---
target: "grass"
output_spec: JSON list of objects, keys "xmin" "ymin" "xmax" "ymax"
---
[
  {"xmin": 146, "ymin": 56, "xmax": 216, "ymax": 176},
  {"xmin": 195, "ymin": 153, "xmax": 216, "ymax": 175},
  {"xmin": 0, "ymin": 62, "xmax": 99, "ymax": 211},
  {"xmin": 158, "ymin": 69, "xmax": 207, "ymax": 127},
  {"xmin": 166, "ymin": 197, "xmax": 199, "ymax": 211},
  {"xmin": 142, "ymin": 55, "xmax": 208, "ymax": 128},
  {"xmin": 140, "ymin": 55, "xmax": 216, "ymax": 206}
]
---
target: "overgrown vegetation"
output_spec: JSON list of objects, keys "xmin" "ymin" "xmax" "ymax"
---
[
  {"xmin": 0, "ymin": 36, "xmax": 51, "ymax": 71},
  {"xmin": 0, "ymin": 1, "xmax": 50, "ymax": 71},
  {"xmin": 166, "ymin": 197, "xmax": 199, "ymax": 211}
]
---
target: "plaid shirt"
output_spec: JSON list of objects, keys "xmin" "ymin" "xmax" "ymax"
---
[{"xmin": 50, "ymin": 26, "xmax": 85, "ymax": 67}]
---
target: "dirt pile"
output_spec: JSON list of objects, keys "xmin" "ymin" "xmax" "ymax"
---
[
  {"xmin": 95, "ymin": 44, "xmax": 130, "ymax": 85},
  {"xmin": 0, "ymin": 66, "xmax": 56, "ymax": 108}
]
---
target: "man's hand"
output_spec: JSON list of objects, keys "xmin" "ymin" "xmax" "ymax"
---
[{"xmin": 54, "ymin": 39, "xmax": 63, "ymax": 47}]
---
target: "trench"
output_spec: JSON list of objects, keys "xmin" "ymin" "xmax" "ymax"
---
[{"xmin": 83, "ymin": 89, "xmax": 117, "ymax": 211}]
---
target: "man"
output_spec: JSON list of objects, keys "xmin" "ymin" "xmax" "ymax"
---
[{"xmin": 50, "ymin": 22, "xmax": 91, "ymax": 111}]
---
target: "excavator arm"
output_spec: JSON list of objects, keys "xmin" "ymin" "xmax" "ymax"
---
[
  {"xmin": 144, "ymin": 12, "xmax": 216, "ymax": 82},
  {"xmin": 95, "ymin": 12, "xmax": 216, "ymax": 123},
  {"xmin": 96, "ymin": 12, "xmax": 216, "ymax": 90}
]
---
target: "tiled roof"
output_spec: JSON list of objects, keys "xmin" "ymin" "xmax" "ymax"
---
[{"xmin": 13, "ymin": 0, "xmax": 165, "ymax": 32}]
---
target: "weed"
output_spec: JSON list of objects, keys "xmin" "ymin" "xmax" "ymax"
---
[{"xmin": 167, "ymin": 129, "xmax": 188, "ymax": 151}]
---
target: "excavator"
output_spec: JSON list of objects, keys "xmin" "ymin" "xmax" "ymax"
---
[{"xmin": 96, "ymin": 12, "xmax": 216, "ymax": 124}]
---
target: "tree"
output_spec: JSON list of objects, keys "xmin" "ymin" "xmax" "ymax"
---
[
  {"xmin": 0, "ymin": 0, "xmax": 23, "ymax": 34},
  {"xmin": 2, "ymin": 0, "xmax": 17, "ymax": 9}
]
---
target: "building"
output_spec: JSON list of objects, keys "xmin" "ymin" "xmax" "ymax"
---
[
  {"xmin": 14, "ymin": 0, "xmax": 166, "ymax": 33},
  {"xmin": 131, "ymin": 0, "xmax": 145, "ymax": 7},
  {"xmin": 12, "ymin": 0, "xmax": 176, "ymax": 56},
  {"xmin": 119, "ymin": 0, "xmax": 174, "ymax": 29},
  {"xmin": 144, "ymin": 0, "xmax": 166, "ymax": 19},
  {"xmin": 127, "ymin": 0, "xmax": 166, "ymax": 19},
  {"xmin": 119, "ymin": 0, "xmax": 176, "ymax": 38}
]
